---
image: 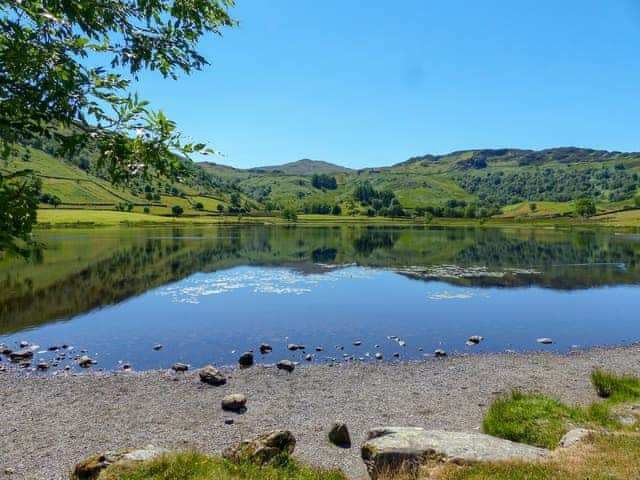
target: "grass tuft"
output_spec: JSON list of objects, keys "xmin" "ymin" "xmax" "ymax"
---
[
  {"xmin": 591, "ymin": 369, "xmax": 640, "ymax": 402},
  {"xmin": 98, "ymin": 451, "xmax": 347, "ymax": 480},
  {"xmin": 482, "ymin": 391, "xmax": 588, "ymax": 449}
]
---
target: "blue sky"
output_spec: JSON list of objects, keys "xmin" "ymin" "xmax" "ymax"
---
[{"xmin": 136, "ymin": 0, "xmax": 640, "ymax": 169}]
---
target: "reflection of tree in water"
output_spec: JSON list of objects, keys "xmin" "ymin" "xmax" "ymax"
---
[
  {"xmin": 455, "ymin": 231, "xmax": 639, "ymax": 268},
  {"xmin": 3, "ymin": 226, "xmax": 640, "ymax": 333},
  {"xmin": 311, "ymin": 247, "xmax": 337, "ymax": 263},
  {"xmin": 352, "ymin": 229, "xmax": 399, "ymax": 256}
]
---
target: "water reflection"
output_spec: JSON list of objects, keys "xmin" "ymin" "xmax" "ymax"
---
[{"xmin": 1, "ymin": 225, "xmax": 639, "ymax": 335}]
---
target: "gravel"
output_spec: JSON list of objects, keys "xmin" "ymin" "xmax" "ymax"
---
[{"xmin": 1, "ymin": 346, "xmax": 640, "ymax": 480}]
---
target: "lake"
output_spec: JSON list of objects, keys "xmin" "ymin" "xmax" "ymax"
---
[{"xmin": 1, "ymin": 224, "xmax": 640, "ymax": 372}]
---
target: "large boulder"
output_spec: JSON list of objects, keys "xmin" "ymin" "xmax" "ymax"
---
[
  {"xmin": 223, "ymin": 430, "xmax": 296, "ymax": 466},
  {"xmin": 72, "ymin": 445, "xmax": 168, "ymax": 480},
  {"xmin": 199, "ymin": 365, "xmax": 226, "ymax": 386},
  {"xmin": 361, "ymin": 428, "xmax": 547, "ymax": 479}
]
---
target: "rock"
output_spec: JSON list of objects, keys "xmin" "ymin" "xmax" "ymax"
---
[
  {"xmin": 36, "ymin": 361, "xmax": 49, "ymax": 370},
  {"xmin": 277, "ymin": 359, "xmax": 295, "ymax": 372},
  {"xmin": 153, "ymin": 344, "xmax": 163, "ymax": 351},
  {"xmin": 559, "ymin": 428, "xmax": 592, "ymax": 448},
  {"xmin": 259, "ymin": 344, "xmax": 272, "ymax": 354},
  {"xmin": 305, "ymin": 354, "xmax": 313, "ymax": 362},
  {"xmin": 466, "ymin": 335, "xmax": 483, "ymax": 346},
  {"xmin": 315, "ymin": 346, "xmax": 324, "ymax": 352},
  {"xmin": 48, "ymin": 345, "xmax": 60, "ymax": 351},
  {"xmin": 122, "ymin": 363, "xmax": 132, "ymax": 370},
  {"xmin": 375, "ymin": 353, "xmax": 383, "ymax": 360},
  {"xmin": 398, "ymin": 340, "xmax": 406, "ymax": 347},
  {"xmin": 9, "ymin": 348, "xmax": 33, "ymax": 361},
  {"xmin": 73, "ymin": 445, "xmax": 168, "ymax": 480},
  {"xmin": 223, "ymin": 430, "xmax": 295, "ymax": 466},
  {"xmin": 199, "ymin": 365, "xmax": 226, "ymax": 386},
  {"xmin": 287, "ymin": 344, "xmax": 305, "ymax": 351},
  {"xmin": 392, "ymin": 352, "xmax": 400, "ymax": 358},
  {"xmin": 78, "ymin": 355, "xmax": 95, "ymax": 368},
  {"xmin": 328, "ymin": 422, "xmax": 351, "ymax": 448},
  {"xmin": 222, "ymin": 394, "xmax": 247, "ymax": 412},
  {"xmin": 224, "ymin": 418, "xmax": 235, "ymax": 425},
  {"xmin": 434, "ymin": 349, "xmax": 447, "ymax": 357},
  {"xmin": 19, "ymin": 340, "xmax": 28, "ymax": 348},
  {"xmin": 238, "ymin": 352, "xmax": 254, "ymax": 367},
  {"xmin": 353, "ymin": 341, "xmax": 362, "ymax": 346},
  {"xmin": 4, "ymin": 467, "xmax": 15, "ymax": 475},
  {"xmin": 537, "ymin": 338, "xmax": 553, "ymax": 345},
  {"xmin": 172, "ymin": 362, "xmax": 189, "ymax": 372},
  {"xmin": 610, "ymin": 403, "xmax": 640, "ymax": 426},
  {"xmin": 361, "ymin": 428, "xmax": 547, "ymax": 479},
  {"xmin": 0, "ymin": 344, "xmax": 11, "ymax": 355}
]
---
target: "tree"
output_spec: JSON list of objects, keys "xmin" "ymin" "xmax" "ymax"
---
[
  {"xmin": 193, "ymin": 202, "xmax": 204, "ymax": 211},
  {"xmin": 575, "ymin": 198, "xmax": 596, "ymax": 217},
  {"xmin": 634, "ymin": 195, "xmax": 640, "ymax": 208},
  {"xmin": 529, "ymin": 203, "xmax": 537, "ymax": 213},
  {"xmin": 171, "ymin": 205, "xmax": 184, "ymax": 217},
  {"xmin": 216, "ymin": 204, "xmax": 225, "ymax": 214},
  {"xmin": 0, "ymin": 0, "xmax": 236, "ymax": 255},
  {"xmin": 50, "ymin": 195, "xmax": 62, "ymax": 209},
  {"xmin": 331, "ymin": 205, "xmax": 342, "ymax": 215},
  {"xmin": 230, "ymin": 192, "xmax": 241, "ymax": 207},
  {"xmin": 281, "ymin": 206, "xmax": 298, "ymax": 221},
  {"xmin": 0, "ymin": 171, "xmax": 41, "ymax": 257}
]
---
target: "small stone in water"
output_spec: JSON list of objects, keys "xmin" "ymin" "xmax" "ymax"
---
[
  {"xmin": 153, "ymin": 344, "xmax": 163, "ymax": 351},
  {"xmin": 537, "ymin": 338, "xmax": 553, "ymax": 345},
  {"xmin": 375, "ymin": 352, "xmax": 383, "ymax": 360},
  {"xmin": 353, "ymin": 341, "xmax": 362, "ymax": 346},
  {"xmin": 392, "ymin": 352, "xmax": 400, "ymax": 358},
  {"xmin": 315, "ymin": 346, "xmax": 324, "ymax": 352},
  {"xmin": 305, "ymin": 354, "xmax": 313, "ymax": 362},
  {"xmin": 434, "ymin": 349, "xmax": 447, "ymax": 357}
]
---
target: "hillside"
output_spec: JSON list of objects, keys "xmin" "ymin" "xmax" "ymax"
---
[
  {"xmin": 5, "ymin": 142, "xmax": 640, "ymax": 220},
  {"xmin": 2, "ymin": 139, "xmax": 258, "ymax": 217},
  {"xmin": 248, "ymin": 159, "xmax": 354, "ymax": 175}
]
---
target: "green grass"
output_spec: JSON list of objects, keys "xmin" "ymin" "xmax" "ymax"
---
[
  {"xmin": 96, "ymin": 452, "xmax": 347, "ymax": 480},
  {"xmin": 591, "ymin": 369, "xmax": 640, "ymax": 402},
  {"xmin": 483, "ymin": 370, "xmax": 640, "ymax": 449},
  {"xmin": 482, "ymin": 392, "xmax": 592, "ymax": 449}
]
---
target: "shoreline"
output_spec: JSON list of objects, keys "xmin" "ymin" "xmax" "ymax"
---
[
  {"xmin": 33, "ymin": 208, "xmax": 640, "ymax": 230},
  {"xmin": 3, "ymin": 345, "xmax": 640, "ymax": 479}
]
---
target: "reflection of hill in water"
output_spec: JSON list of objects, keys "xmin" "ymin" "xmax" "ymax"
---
[{"xmin": 1, "ymin": 225, "xmax": 639, "ymax": 333}]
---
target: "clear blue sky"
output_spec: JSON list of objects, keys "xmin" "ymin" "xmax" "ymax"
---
[{"xmin": 136, "ymin": 0, "xmax": 640, "ymax": 169}]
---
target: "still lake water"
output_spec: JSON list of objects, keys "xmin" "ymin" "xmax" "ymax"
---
[{"xmin": 1, "ymin": 225, "xmax": 640, "ymax": 371}]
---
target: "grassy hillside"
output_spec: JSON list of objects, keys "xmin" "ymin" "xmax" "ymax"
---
[
  {"xmin": 202, "ymin": 147, "xmax": 640, "ymax": 219},
  {"xmin": 5, "ymin": 141, "xmax": 640, "ymax": 222}
]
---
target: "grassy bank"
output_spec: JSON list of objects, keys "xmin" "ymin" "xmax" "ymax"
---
[
  {"xmin": 89, "ymin": 453, "xmax": 346, "ymax": 480},
  {"xmin": 35, "ymin": 207, "xmax": 640, "ymax": 229}
]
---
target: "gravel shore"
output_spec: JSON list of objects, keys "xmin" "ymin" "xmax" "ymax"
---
[{"xmin": 2, "ymin": 347, "xmax": 640, "ymax": 480}]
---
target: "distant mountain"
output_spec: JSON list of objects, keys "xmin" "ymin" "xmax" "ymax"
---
[{"xmin": 248, "ymin": 159, "xmax": 354, "ymax": 175}]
